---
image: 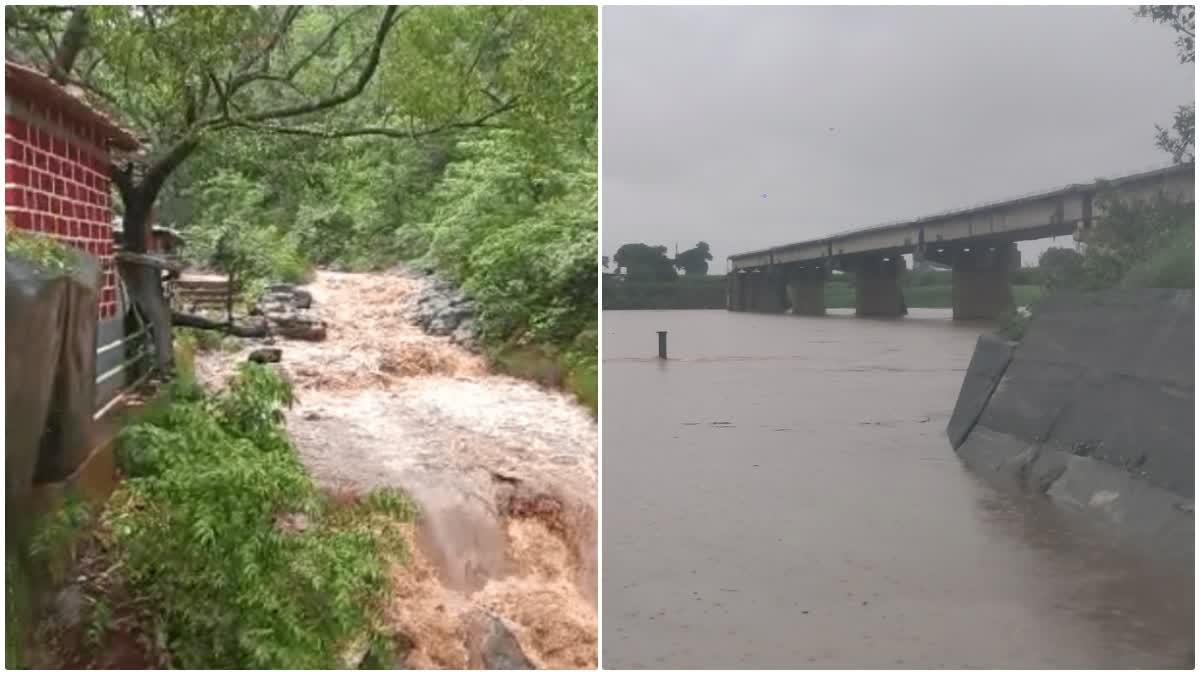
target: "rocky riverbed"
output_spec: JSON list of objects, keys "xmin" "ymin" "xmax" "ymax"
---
[{"xmin": 390, "ymin": 264, "xmax": 481, "ymax": 351}]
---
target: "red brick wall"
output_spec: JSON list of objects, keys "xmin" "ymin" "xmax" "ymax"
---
[{"xmin": 5, "ymin": 97, "xmax": 118, "ymax": 319}]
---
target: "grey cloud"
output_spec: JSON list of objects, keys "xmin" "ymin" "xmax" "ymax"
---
[{"xmin": 603, "ymin": 5, "xmax": 1194, "ymax": 269}]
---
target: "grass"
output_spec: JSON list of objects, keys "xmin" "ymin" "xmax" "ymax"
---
[
  {"xmin": 823, "ymin": 282, "xmax": 1044, "ymax": 309},
  {"xmin": 488, "ymin": 340, "xmax": 598, "ymax": 416}
]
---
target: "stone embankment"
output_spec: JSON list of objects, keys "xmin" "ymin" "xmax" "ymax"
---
[
  {"xmin": 947, "ymin": 288, "xmax": 1194, "ymax": 557},
  {"xmin": 391, "ymin": 264, "xmax": 481, "ymax": 351}
]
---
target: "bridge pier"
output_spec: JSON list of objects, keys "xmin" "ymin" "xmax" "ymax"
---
[
  {"xmin": 850, "ymin": 255, "xmax": 907, "ymax": 317},
  {"xmin": 755, "ymin": 269, "xmax": 789, "ymax": 313},
  {"xmin": 735, "ymin": 269, "xmax": 788, "ymax": 312},
  {"xmin": 784, "ymin": 264, "xmax": 827, "ymax": 315},
  {"xmin": 728, "ymin": 271, "xmax": 747, "ymax": 311},
  {"xmin": 950, "ymin": 243, "xmax": 1018, "ymax": 320}
]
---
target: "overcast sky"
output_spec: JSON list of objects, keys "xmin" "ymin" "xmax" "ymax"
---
[{"xmin": 602, "ymin": 5, "xmax": 1195, "ymax": 271}]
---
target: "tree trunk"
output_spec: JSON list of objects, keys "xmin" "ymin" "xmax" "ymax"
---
[
  {"xmin": 171, "ymin": 312, "xmax": 268, "ymax": 338},
  {"xmin": 116, "ymin": 183, "xmax": 175, "ymax": 372}
]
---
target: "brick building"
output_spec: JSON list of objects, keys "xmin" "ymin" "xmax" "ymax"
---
[{"xmin": 5, "ymin": 60, "xmax": 145, "ymax": 410}]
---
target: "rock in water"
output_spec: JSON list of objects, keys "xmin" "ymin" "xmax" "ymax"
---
[
  {"xmin": 480, "ymin": 616, "xmax": 533, "ymax": 670},
  {"xmin": 248, "ymin": 347, "xmax": 282, "ymax": 364},
  {"xmin": 402, "ymin": 272, "xmax": 481, "ymax": 350},
  {"xmin": 292, "ymin": 289, "xmax": 313, "ymax": 309},
  {"xmin": 255, "ymin": 285, "xmax": 327, "ymax": 341},
  {"xmin": 267, "ymin": 309, "xmax": 327, "ymax": 341}
]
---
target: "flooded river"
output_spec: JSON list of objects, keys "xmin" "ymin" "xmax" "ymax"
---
[{"xmin": 602, "ymin": 308, "xmax": 1193, "ymax": 669}]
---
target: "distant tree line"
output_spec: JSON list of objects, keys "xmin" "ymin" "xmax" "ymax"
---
[{"xmin": 608, "ymin": 241, "xmax": 713, "ymax": 281}]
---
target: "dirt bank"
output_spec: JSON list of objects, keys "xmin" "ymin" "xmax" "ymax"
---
[{"xmin": 195, "ymin": 271, "xmax": 597, "ymax": 669}]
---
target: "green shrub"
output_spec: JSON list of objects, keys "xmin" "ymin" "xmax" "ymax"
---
[
  {"xmin": 904, "ymin": 269, "xmax": 952, "ymax": 287},
  {"xmin": 5, "ymin": 228, "xmax": 76, "ymax": 272},
  {"xmin": 1082, "ymin": 190, "xmax": 1193, "ymax": 289},
  {"xmin": 1120, "ymin": 226, "xmax": 1194, "ymax": 289},
  {"xmin": 996, "ymin": 307, "xmax": 1031, "ymax": 341},
  {"xmin": 6, "ymin": 553, "xmax": 32, "ymax": 668},
  {"xmin": 110, "ymin": 364, "xmax": 411, "ymax": 668},
  {"xmin": 182, "ymin": 172, "xmax": 314, "ymax": 302},
  {"xmin": 28, "ymin": 492, "xmax": 92, "ymax": 586}
]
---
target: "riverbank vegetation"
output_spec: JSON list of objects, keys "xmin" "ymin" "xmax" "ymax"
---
[
  {"xmin": 603, "ymin": 271, "xmax": 1043, "ymax": 311},
  {"xmin": 603, "ymin": 275, "xmax": 727, "ymax": 309},
  {"xmin": 12, "ymin": 348, "xmax": 417, "ymax": 669}
]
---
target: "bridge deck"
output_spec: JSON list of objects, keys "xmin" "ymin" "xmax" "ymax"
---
[{"xmin": 729, "ymin": 163, "xmax": 1194, "ymax": 270}]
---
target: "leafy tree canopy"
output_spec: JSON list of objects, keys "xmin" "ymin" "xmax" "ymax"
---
[
  {"xmin": 674, "ymin": 241, "xmax": 713, "ymax": 276},
  {"xmin": 613, "ymin": 243, "xmax": 677, "ymax": 282},
  {"xmin": 1135, "ymin": 5, "xmax": 1195, "ymax": 163},
  {"xmin": 4, "ymin": 6, "xmax": 597, "ymax": 384}
]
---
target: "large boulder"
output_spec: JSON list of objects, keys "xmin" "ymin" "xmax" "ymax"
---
[
  {"xmin": 248, "ymin": 347, "xmax": 282, "ymax": 364},
  {"xmin": 255, "ymin": 285, "xmax": 327, "ymax": 341},
  {"xmin": 266, "ymin": 308, "xmax": 327, "ymax": 341},
  {"xmin": 466, "ymin": 613, "xmax": 533, "ymax": 670},
  {"xmin": 406, "ymin": 275, "xmax": 478, "ymax": 342}
]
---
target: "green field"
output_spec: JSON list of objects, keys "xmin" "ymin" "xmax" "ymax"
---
[
  {"xmin": 604, "ymin": 275, "xmax": 1045, "ymax": 311},
  {"xmin": 824, "ymin": 282, "xmax": 1043, "ymax": 309}
]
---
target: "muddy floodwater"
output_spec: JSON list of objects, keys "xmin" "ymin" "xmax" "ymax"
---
[
  {"xmin": 198, "ymin": 272, "xmax": 596, "ymax": 669},
  {"xmin": 602, "ymin": 308, "xmax": 1193, "ymax": 669}
]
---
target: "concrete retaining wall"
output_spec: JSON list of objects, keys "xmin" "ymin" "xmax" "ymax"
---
[{"xmin": 947, "ymin": 289, "xmax": 1194, "ymax": 553}]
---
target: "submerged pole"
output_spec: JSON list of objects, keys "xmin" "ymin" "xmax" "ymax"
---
[{"xmin": 657, "ymin": 330, "xmax": 668, "ymax": 359}]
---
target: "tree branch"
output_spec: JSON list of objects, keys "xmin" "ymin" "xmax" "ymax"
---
[
  {"xmin": 172, "ymin": 311, "xmax": 269, "ymax": 338},
  {"xmin": 243, "ymin": 6, "xmax": 403, "ymax": 123},
  {"xmin": 228, "ymin": 5, "xmax": 304, "ymax": 92},
  {"xmin": 227, "ymin": 97, "xmax": 518, "ymax": 140},
  {"xmin": 284, "ymin": 6, "xmax": 371, "ymax": 81},
  {"xmin": 142, "ymin": 136, "xmax": 202, "ymax": 196},
  {"xmin": 49, "ymin": 6, "xmax": 89, "ymax": 83}
]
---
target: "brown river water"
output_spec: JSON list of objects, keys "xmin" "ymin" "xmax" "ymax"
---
[
  {"xmin": 602, "ymin": 308, "xmax": 1193, "ymax": 669},
  {"xmin": 197, "ymin": 272, "xmax": 597, "ymax": 669}
]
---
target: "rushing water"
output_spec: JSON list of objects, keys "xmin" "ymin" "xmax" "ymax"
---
[
  {"xmin": 602, "ymin": 308, "xmax": 1194, "ymax": 669},
  {"xmin": 198, "ymin": 272, "xmax": 597, "ymax": 669}
]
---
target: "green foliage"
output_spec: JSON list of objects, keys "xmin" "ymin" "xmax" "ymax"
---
[
  {"xmin": 1010, "ymin": 266, "xmax": 1041, "ymax": 286},
  {"xmin": 996, "ymin": 307, "xmax": 1031, "ymax": 341},
  {"xmin": 5, "ymin": 552, "xmax": 32, "ymax": 668},
  {"xmin": 110, "ymin": 364, "xmax": 412, "ymax": 668},
  {"xmin": 4, "ymin": 228, "xmax": 75, "ymax": 272},
  {"xmin": 903, "ymin": 269, "xmax": 952, "ymax": 287},
  {"xmin": 602, "ymin": 276, "xmax": 727, "ymax": 310},
  {"xmin": 1135, "ymin": 6, "xmax": 1195, "ymax": 162},
  {"xmin": 1082, "ymin": 191, "xmax": 1193, "ymax": 289},
  {"xmin": 1137, "ymin": 5, "xmax": 1196, "ymax": 63},
  {"xmin": 8, "ymin": 6, "xmax": 598, "ymax": 404},
  {"xmin": 417, "ymin": 132, "xmax": 596, "ymax": 346},
  {"xmin": 1038, "ymin": 247, "xmax": 1087, "ymax": 291},
  {"xmin": 1120, "ymin": 225, "xmax": 1195, "ymax": 289},
  {"xmin": 183, "ymin": 171, "xmax": 313, "ymax": 300},
  {"xmin": 144, "ymin": 7, "xmax": 598, "ymax": 401},
  {"xmin": 29, "ymin": 491, "xmax": 92, "ymax": 586},
  {"xmin": 821, "ymin": 282, "xmax": 1043, "ymax": 310},
  {"xmin": 674, "ymin": 242, "xmax": 713, "ymax": 276},
  {"xmin": 613, "ymin": 243, "xmax": 677, "ymax": 282},
  {"xmin": 83, "ymin": 595, "xmax": 112, "ymax": 650}
]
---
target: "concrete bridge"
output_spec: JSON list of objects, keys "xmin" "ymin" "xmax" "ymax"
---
[{"xmin": 727, "ymin": 163, "xmax": 1195, "ymax": 319}]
